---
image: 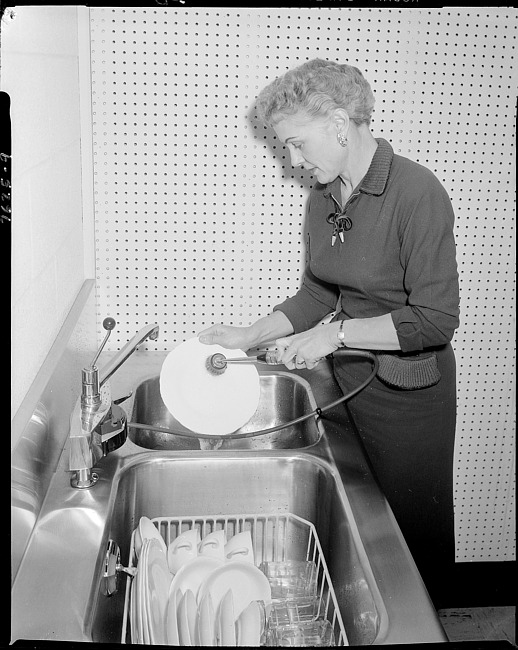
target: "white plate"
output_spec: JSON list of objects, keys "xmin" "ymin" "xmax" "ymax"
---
[
  {"xmin": 196, "ymin": 591, "xmax": 216, "ymax": 646},
  {"xmin": 197, "ymin": 560, "xmax": 272, "ymax": 620},
  {"xmin": 133, "ymin": 525, "xmax": 143, "ymax": 562},
  {"xmin": 139, "ymin": 516, "xmax": 167, "ymax": 555},
  {"xmin": 170, "ymin": 555, "xmax": 223, "ymax": 602},
  {"xmin": 216, "ymin": 588, "xmax": 237, "ymax": 646},
  {"xmin": 130, "ymin": 576, "xmax": 139, "ymax": 643},
  {"xmin": 137, "ymin": 540, "xmax": 150, "ymax": 644},
  {"xmin": 165, "ymin": 586, "xmax": 181, "ymax": 645},
  {"xmin": 145, "ymin": 538, "xmax": 171, "ymax": 645},
  {"xmin": 178, "ymin": 589, "xmax": 197, "ymax": 646},
  {"xmin": 159, "ymin": 337, "xmax": 261, "ymax": 435},
  {"xmin": 236, "ymin": 600, "xmax": 264, "ymax": 646}
]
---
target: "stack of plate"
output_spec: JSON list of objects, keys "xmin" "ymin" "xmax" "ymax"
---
[
  {"xmin": 130, "ymin": 519, "xmax": 272, "ymax": 645},
  {"xmin": 168, "ymin": 559, "xmax": 271, "ymax": 646},
  {"xmin": 130, "ymin": 550, "xmax": 271, "ymax": 645},
  {"xmin": 131, "ymin": 538, "xmax": 171, "ymax": 644}
]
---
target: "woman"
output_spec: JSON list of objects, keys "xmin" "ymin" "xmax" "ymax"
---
[{"xmin": 199, "ymin": 58, "xmax": 460, "ymax": 607}]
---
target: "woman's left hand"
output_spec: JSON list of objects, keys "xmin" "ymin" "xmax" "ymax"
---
[{"xmin": 275, "ymin": 324, "xmax": 339, "ymax": 370}]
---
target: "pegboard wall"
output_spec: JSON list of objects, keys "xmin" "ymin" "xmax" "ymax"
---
[{"xmin": 89, "ymin": 7, "xmax": 516, "ymax": 562}]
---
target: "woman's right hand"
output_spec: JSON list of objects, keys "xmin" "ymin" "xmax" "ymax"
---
[{"xmin": 198, "ymin": 323, "xmax": 254, "ymax": 350}]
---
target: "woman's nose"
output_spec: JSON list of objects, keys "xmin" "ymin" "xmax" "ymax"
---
[{"xmin": 290, "ymin": 150, "xmax": 304, "ymax": 167}]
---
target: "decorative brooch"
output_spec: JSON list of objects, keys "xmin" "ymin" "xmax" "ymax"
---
[{"xmin": 326, "ymin": 192, "xmax": 358, "ymax": 246}]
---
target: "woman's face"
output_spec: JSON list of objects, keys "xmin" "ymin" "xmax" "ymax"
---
[{"xmin": 273, "ymin": 111, "xmax": 346, "ymax": 184}]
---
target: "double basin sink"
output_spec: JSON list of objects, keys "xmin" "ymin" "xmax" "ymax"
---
[{"xmin": 11, "ymin": 353, "xmax": 446, "ymax": 645}]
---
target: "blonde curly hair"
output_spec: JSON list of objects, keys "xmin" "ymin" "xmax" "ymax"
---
[{"xmin": 255, "ymin": 58, "xmax": 375, "ymax": 127}]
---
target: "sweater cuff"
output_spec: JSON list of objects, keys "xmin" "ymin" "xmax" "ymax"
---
[
  {"xmin": 273, "ymin": 302, "xmax": 310, "ymax": 334},
  {"xmin": 391, "ymin": 310, "xmax": 423, "ymax": 352}
]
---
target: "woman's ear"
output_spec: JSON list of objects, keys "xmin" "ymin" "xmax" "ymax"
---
[{"xmin": 332, "ymin": 108, "xmax": 350, "ymax": 136}]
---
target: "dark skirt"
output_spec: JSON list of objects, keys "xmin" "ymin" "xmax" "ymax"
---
[{"xmin": 332, "ymin": 343, "xmax": 457, "ymax": 607}]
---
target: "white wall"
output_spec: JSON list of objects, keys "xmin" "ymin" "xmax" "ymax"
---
[{"xmin": 4, "ymin": 6, "xmax": 92, "ymax": 421}]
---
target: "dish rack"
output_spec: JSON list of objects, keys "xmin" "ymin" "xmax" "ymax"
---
[{"xmin": 121, "ymin": 512, "xmax": 348, "ymax": 646}]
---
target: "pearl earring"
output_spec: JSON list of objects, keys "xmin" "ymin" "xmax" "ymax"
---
[{"xmin": 337, "ymin": 131, "xmax": 348, "ymax": 147}]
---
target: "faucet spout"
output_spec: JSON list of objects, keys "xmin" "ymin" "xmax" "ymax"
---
[{"xmin": 99, "ymin": 323, "xmax": 159, "ymax": 387}]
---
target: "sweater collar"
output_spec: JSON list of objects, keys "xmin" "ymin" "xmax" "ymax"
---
[
  {"xmin": 359, "ymin": 138, "xmax": 393, "ymax": 196},
  {"xmin": 325, "ymin": 137, "xmax": 393, "ymax": 198}
]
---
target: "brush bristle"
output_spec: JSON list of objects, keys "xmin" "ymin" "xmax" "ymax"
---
[{"xmin": 206, "ymin": 353, "xmax": 227, "ymax": 375}]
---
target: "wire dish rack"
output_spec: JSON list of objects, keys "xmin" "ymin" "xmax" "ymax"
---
[{"xmin": 121, "ymin": 512, "xmax": 349, "ymax": 646}]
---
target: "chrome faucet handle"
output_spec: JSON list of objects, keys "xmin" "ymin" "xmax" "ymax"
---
[
  {"xmin": 82, "ymin": 318, "xmax": 116, "ymax": 407},
  {"xmin": 90, "ymin": 317, "xmax": 116, "ymax": 369}
]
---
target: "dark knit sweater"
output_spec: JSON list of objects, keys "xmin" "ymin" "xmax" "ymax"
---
[{"xmin": 274, "ymin": 138, "xmax": 460, "ymax": 353}]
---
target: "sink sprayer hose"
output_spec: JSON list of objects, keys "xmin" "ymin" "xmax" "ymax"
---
[{"xmin": 128, "ymin": 349, "xmax": 379, "ymax": 440}]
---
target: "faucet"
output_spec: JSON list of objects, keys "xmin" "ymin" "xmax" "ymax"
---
[{"xmin": 69, "ymin": 318, "xmax": 159, "ymax": 488}]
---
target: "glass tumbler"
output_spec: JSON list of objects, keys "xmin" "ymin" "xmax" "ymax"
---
[
  {"xmin": 268, "ymin": 595, "xmax": 322, "ymax": 627},
  {"xmin": 259, "ymin": 560, "xmax": 318, "ymax": 600},
  {"xmin": 266, "ymin": 619, "xmax": 336, "ymax": 647}
]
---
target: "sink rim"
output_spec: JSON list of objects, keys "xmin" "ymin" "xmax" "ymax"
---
[{"xmin": 117, "ymin": 447, "xmax": 338, "ymax": 477}]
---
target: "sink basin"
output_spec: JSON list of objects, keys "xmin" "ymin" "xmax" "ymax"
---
[
  {"xmin": 128, "ymin": 371, "xmax": 324, "ymax": 450},
  {"xmin": 87, "ymin": 454, "xmax": 385, "ymax": 645}
]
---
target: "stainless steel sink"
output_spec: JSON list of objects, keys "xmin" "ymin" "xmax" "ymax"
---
[
  {"xmin": 128, "ymin": 371, "xmax": 324, "ymax": 450},
  {"xmin": 87, "ymin": 454, "xmax": 385, "ymax": 646},
  {"xmin": 12, "ymin": 352, "xmax": 447, "ymax": 646}
]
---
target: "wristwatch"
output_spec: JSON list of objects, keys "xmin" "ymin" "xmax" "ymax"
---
[{"xmin": 337, "ymin": 320, "xmax": 347, "ymax": 347}]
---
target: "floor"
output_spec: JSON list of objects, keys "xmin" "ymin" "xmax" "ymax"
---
[{"xmin": 438, "ymin": 607, "xmax": 516, "ymax": 645}]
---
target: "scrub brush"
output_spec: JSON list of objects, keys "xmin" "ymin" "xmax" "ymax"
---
[{"xmin": 206, "ymin": 350, "xmax": 281, "ymax": 375}]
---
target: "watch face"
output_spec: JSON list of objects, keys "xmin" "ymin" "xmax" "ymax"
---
[{"xmin": 337, "ymin": 321, "xmax": 346, "ymax": 347}]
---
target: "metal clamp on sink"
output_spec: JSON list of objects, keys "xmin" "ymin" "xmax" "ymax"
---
[
  {"xmin": 103, "ymin": 539, "xmax": 137, "ymax": 597},
  {"xmin": 68, "ymin": 318, "xmax": 159, "ymax": 489}
]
